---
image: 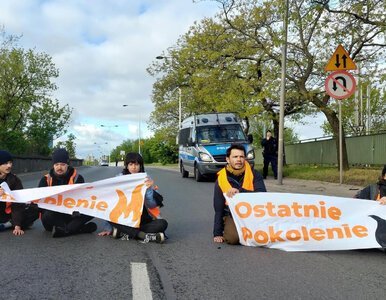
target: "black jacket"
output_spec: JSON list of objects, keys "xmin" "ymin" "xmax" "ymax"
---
[
  {"xmin": 261, "ymin": 137, "xmax": 278, "ymax": 156},
  {"xmin": 0, "ymin": 173, "xmax": 25, "ymax": 226},
  {"xmin": 356, "ymin": 180, "xmax": 386, "ymax": 200},
  {"xmin": 213, "ymin": 168, "xmax": 266, "ymax": 237}
]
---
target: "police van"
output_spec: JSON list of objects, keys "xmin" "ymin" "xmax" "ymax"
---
[{"xmin": 177, "ymin": 113, "xmax": 254, "ymax": 181}]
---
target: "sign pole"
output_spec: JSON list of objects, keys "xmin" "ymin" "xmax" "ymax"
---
[
  {"xmin": 339, "ymin": 100, "xmax": 343, "ymax": 184},
  {"xmin": 325, "ymin": 45, "xmax": 357, "ymax": 183}
]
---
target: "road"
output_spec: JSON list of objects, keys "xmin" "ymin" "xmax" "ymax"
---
[{"xmin": 1, "ymin": 166, "xmax": 385, "ymax": 300}]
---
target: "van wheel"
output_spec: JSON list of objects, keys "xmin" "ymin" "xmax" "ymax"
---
[
  {"xmin": 180, "ymin": 162, "xmax": 189, "ymax": 178},
  {"xmin": 194, "ymin": 165, "xmax": 204, "ymax": 182}
]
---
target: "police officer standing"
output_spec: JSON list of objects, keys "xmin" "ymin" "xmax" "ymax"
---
[{"xmin": 261, "ymin": 130, "xmax": 278, "ymax": 179}]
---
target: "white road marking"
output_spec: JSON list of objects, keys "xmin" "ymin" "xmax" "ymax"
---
[{"xmin": 131, "ymin": 262, "xmax": 153, "ymax": 300}]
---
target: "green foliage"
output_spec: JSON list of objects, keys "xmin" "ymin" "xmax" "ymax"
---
[
  {"xmin": 55, "ymin": 134, "xmax": 77, "ymax": 158},
  {"xmin": 249, "ymin": 116, "xmax": 299, "ymax": 149},
  {"xmin": 148, "ymin": 0, "xmax": 385, "ymax": 170},
  {"xmin": 110, "ymin": 134, "xmax": 178, "ymax": 165},
  {"xmin": 321, "ymin": 82, "xmax": 386, "ymax": 136},
  {"xmin": 0, "ymin": 29, "xmax": 72, "ymax": 155}
]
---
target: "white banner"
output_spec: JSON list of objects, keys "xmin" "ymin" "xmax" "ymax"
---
[
  {"xmin": 0, "ymin": 174, "xmax": 147, "ymax": 228},
  {"xmin": 227, "ymin": 193, "xmax": 386, "ymax": 251}
]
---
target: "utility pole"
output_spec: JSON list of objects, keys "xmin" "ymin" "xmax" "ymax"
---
[{"xmin": 277, "ymin": 0, "xmax": 289, "ymax": 185}]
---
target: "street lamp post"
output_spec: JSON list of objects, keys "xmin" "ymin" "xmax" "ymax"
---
[
  {"xmin": 99, "ymin": 125, "xmax": 118, "ymax": 165},
  {"xmin": 277, "ymin": 0, "xmax": 289, "ymax": 185},
  {"xmin": 122, "ymin": 105, "xmax": 141, "ymax": 154}
]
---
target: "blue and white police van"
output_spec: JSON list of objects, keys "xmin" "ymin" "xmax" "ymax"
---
[{"xmin": 177, "ymin": 113, "xmax": 254, "ymax": 181}]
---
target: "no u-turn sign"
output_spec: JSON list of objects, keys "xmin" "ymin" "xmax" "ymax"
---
[{"xmin": 325, "ymin": 71, "xmax": 356, "ymax": 99}]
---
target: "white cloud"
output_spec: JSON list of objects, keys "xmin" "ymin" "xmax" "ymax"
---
[
  {"xmin": 0, "ymin": 0, "xmax": 220, "ymax": 158},
  {"xmin": 0, "ymin": 0, "xmax": 327, "ymax": 158}
]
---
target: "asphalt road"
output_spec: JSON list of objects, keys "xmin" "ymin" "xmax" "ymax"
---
[{"xmin": 1, "ymin": 166, "xmax": 385, "ymax": 300}]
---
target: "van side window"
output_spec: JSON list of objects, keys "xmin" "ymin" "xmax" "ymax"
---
[{"xmin": 178, "ymin": 128, "xmax": 190, "ymax": 145}]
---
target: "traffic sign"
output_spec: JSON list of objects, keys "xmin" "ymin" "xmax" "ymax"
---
[
  {"xmin": 325, "ymin": 70, "xmax": 356, "ymax": 99},
  {"xmin": 325, "ymin": 45, "xmax": 357, "ymax": 71}
]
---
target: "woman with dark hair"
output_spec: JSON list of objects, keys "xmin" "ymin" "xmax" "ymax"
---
[{"xmin": 98, "ymin": 152, "xmax": 168, "ymax": 243}]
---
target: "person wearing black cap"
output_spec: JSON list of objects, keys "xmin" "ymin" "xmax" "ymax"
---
[
  {"xmin": 38, "ymin": 148, "xmax": 97, "ymax": 238},
  {"xmin": 0, "ymin": 150, "xmax": 39, "ymax": 235},
  {"xmin": 98, "ymin": 152, "xmax": 168, "ymax": 243},
  {"xmin": 261, "ymin": 130, "xmax": 278, "ymax": 179},
  {"xmin": 355, "ymin": 165, "xmax": 386, "ymax": 205}
]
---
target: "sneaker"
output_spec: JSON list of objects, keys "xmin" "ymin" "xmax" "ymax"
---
[
  {"xmin": 112, "ymin": 227, "xmax": 121, "ymax": 239},
  {"xmin": 52, "ymin": 226, "xmax": 68, "ymax": 238},
  {"xmin": 79, "ymin": 222, "xmax": 97, "ymax": 234},
  {"xmin": 120, "ymin": 234, "xmax": 130, "ymax": 241},
  {"xmin": 144, "ymin": 232, "xmax": 165, "ymax": 244},
  {"xmin": 0, "ymin": 221, "xmax": 12, "ymax": 231}
]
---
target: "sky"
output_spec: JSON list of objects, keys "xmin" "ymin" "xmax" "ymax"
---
[{"xmin": 0, "ymin": 0, "xmax": 324, "ymax": 159}]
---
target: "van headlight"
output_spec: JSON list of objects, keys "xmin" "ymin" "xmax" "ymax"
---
[
  {"xmin": 246, "ymin": 150, "xmax": 255, "ymax": 160},
  {"xmin": 199, "ymin": 152, "xmax": 213, "ymax": 162}
]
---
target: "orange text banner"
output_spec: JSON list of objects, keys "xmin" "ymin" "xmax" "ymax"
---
[
  {"xmin": 227, "ymin": 193, "xmax": 386, "ymax": 251},
  {"xmin": 0, "ymin": 173, "xmax": 147, "ymax": 228}
]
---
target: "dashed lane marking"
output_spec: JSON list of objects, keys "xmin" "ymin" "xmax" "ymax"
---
[{"xmin": 131, "ymin": 262, "xmax": 152, "ymax": 300}]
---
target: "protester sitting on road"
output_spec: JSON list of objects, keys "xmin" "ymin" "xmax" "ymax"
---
[
  {"xmin": 355, "ymin": 165, "xmax": 386, "ymax": 205},
  {"xmin": 98, "ymin": 152, "xmax": 167, "ymax": 243},
  {"xmin": 213, "ymin": 143, "xmax": 266, "ymax": 244},
  {"xmin": 0, "ymin": 150, "xmax": 39, "ymax": 235},
  {"xmin": 38, "ymin": 148, "xmax": 97, "ymax": 238}
]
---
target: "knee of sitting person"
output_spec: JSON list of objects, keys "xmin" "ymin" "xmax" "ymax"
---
[
  {"xmin": 160, "ymin": 219, "xmax": 168, "ymax": 231},
  {"xmin": 224, "ymin": 234, "xmax": 239, "ymax": 245}
]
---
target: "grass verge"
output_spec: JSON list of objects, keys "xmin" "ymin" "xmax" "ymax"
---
[
  {"xmin": 254, "ymin": 164, "xmax": 381, "ymax": 187},
  {"xmin": 149, "ymin": 163, "xmax": 381, "ymax": 187}
]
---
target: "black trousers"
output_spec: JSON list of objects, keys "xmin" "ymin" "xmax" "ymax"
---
[
  {"xmin": 263, "ymin": 154, "xmax": 278, "ymax": 178},
  {"xmin": 111, "ymin": 219, "xmax": 168, "ymax": 239},
  {"xmin": 41, "ymin": 210, "xmax": 93, "ymax": 234},
  {"xmin": 0, "ymin": 205, "xmax": 39, "ymax": 229}
]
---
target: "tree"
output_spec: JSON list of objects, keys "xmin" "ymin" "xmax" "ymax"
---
[
  {"xmin": 0, "ymin": 29, "xmax": 72, "ymax": 155},
  {"xmin": 26, "ymin": 98, "xmax": 72, "ymax": 156},
  {"xmin": 152, "ymin": 0, "xmax": 384, "ymax": 170},
  {"xmin": 321, "ymin": 81, "xmax": 385, "ymax": 136},
  {"xmin": 110, "ymin": 135, "xmax": 178, "ymax": 165},
  {"xmin": 55, "ymin": 134, "xmax": 76, "ymax": 158}
]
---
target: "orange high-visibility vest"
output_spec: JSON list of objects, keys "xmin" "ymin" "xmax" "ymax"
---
[
  {"xmin": 5, "ymin": 202, "xmax": 12, "ymax": 214},
  {"xmin": 376, "ymin": 190, "xmax": 381, "ymax": 201},
  {"xmin": 45, "ymin": 169, "xmax": 78, "ymax": 186},
  {"xmin": 217, "ymin": 161, "xmax": 254, "ymax": 205}
]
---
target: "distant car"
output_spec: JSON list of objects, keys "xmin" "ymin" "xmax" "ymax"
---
[{"xmin": 100, "ymin": 160, "xmax": 109, "ymax": 166}]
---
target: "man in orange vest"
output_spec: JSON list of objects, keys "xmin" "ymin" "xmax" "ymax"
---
[
  {"xmin": 38, "ymin": 148, "xmax": 96, "ymax": 238},
  {"xmin": 0, "ymin": 150, "xmax": 38, "ymax": 235},
  {"xmin": 213, "ymin": 143, "xmax": 266, "ymax": 244}
]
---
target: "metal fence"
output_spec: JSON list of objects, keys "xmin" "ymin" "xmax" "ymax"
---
[{"xmin": 254, "ymin": 132, "xmax": 386, "ymax": 165}]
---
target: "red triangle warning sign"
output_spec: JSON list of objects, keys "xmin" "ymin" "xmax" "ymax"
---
[{"xmin": 325, "ymin": 45, "xmax": 357, "ymax": 71}]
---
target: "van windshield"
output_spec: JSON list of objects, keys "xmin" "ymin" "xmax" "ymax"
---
[{"xmin": 196, "ymin": 125, "xmax": 246, "ymax": 144}]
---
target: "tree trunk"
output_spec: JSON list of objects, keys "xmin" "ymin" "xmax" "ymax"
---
[
  {"xmin": 243, "ymin": 116, "xmax": 250, "ymax": 135},
  {"xmin": 321, "ymin": 108, "xmax": 349, "ymax": 170}
]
